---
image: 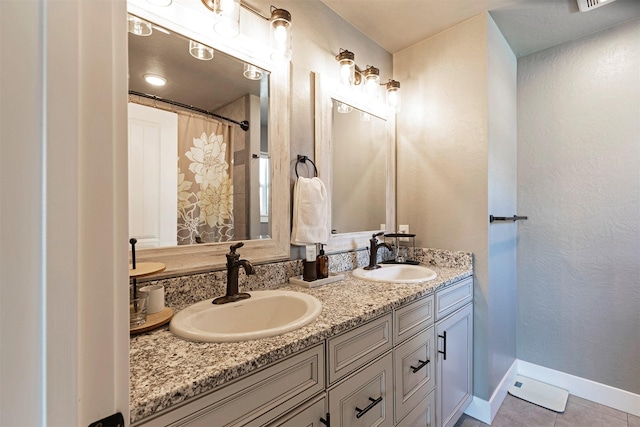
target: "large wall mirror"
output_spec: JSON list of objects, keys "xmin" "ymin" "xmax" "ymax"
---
[
  {"xmin": 314, "ymin": 72, "xmax": 396, "ymax": 252},
  {"xmin": 128, "ymin": 0, "xmax": 290, "ymax": 278}
]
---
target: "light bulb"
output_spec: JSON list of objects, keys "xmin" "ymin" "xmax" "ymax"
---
[
  {"xmin": 213, "ymin": 0, "xmax": 240, "ymax": 38},
  {"xmin": 386, "ymin": 80, "xmax": 401, "ymax": 111},
  {"xmin": 335, "ymin": 50, "xmax": 355, "ymax": 87},
  {"xmin": 270, "ymin": 9, "xmax": 292, "ymax": 62},
  {"xmin": 274, "ymin": 25, "xmax": 287, "ymax": 44}
]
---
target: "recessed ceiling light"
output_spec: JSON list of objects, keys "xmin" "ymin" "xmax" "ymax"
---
[{"xmin": 144, "ymin": 74, "xmax": 167, "ymax": 86}]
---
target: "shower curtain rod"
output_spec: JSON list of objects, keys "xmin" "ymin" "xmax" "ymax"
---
[{"xmin": 128, "ymin": 90, "xmax": 250, "ymax": 131}]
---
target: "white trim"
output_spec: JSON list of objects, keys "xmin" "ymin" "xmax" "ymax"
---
[
  {"xmin": 517, "ymin": 360, "xmax": 640, "ymax": 417},
  {"xmin": 464, "ymin": 359, "xmax": 518, "ymax": 424},
  {"xmin": 464, "ymin": 360, "xmax": 640, "ymax": 425}
]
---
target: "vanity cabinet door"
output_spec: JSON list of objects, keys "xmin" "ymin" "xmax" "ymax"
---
[
  {"xmin": 267, "ymin": 394, "xmax": 327, "ymax": 427},
  {"xmin": 435, "ymin": 303, "xmax": 473, "ymax": 427},
  {"xmin": 394, "ymin": 326, "xmax": 435, "ymax": 424},
  {"xmin": 328, "ymin": 352, "xmax": 393, "ymax": 427},
  {"xmin": 397, "ymin": 389, "xmax": 435, "ymax": 427}
]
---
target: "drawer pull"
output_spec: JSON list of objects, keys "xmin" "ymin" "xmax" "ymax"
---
[
  {"xmin": 438, "ymin": 331, "xmax": 447, "ymax": 360},
  {"xmin": 320, "ymin": 413, "xmax": 330, "ymax": 426},
  {"xmin": 410, "ymin": 359, "xmax": 430, "ymax": 373},
  {"xmin": 355, "ymin": 396, "xmax": 383, "ymax": 419}
]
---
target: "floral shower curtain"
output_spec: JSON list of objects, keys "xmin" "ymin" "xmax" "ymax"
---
[{"xmin": 177, "ymin": 112, "xmax": 234, "ymax": 244}]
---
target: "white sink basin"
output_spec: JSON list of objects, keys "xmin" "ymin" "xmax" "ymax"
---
[
  {"xmin": 352, "ymin": 264, "xmax": 437, "ymax": 284},
  {"xmin": 170, "ymin": 290, "xmax": 322, "ymax": 342}
]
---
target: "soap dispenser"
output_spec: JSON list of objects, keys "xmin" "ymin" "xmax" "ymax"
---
[
  {"xmin": 302, "ymin": 244, "xmax": 317, "ymax": 282},
  {"xmin": 316, "ymin": 244, "xmax": 329, "ymax": 279}
]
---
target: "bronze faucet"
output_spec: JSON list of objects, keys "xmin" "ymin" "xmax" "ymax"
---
[
  {"xmin": 365, "ymin": 231, "xmax": 393, "ymax": 270},
  {"xmin": 213, "ymin": 242, "xmax": 256, "ymax": 304}
]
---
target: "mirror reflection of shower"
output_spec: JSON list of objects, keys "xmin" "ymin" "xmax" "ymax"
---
[{"xmin": 127, "ymin": 18, "xmax": 271, "ymax": 248}]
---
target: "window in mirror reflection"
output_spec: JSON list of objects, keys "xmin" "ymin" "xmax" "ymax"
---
[
  {"xmin": 331, "ymin": 99, "xmax": 387, "ymax": 234},
  {"xmin": 127, "ymin": 19, "xmax": 271, "ymax": 248}
]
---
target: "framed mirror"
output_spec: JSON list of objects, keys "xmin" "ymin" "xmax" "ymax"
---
[
  {"xmin": 128, "ymin": 0, "xmax": 290, "ymax": 278},
  {"xmin": 314, "ymin": 72, "xmax": 396, "ymax": 252}
]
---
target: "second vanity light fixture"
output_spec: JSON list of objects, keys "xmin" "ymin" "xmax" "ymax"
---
[
  {"xmin": 335, "ymin": 48, "xmax": 401, "ymax": 111},
  {"xmin": 201, "ymin": 0, "xmax": 292, "ymax": 62}
]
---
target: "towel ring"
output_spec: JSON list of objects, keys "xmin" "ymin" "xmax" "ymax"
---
[{"xmin": 295, "ymin": 155, "xmax": 318, "ymax": 178}]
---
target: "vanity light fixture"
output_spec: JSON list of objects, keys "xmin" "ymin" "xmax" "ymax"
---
[
  {"xmin": 189, "ymin": 40, "xmax": 214, "ymax": 61},
  {"xmin": 363, "ymin": 66, "xmax": 380, "ymax": 100},
  {"xmin": 201, "ymin": 0, "xmax": 241, "ymax": 38},
  {"xmin": 128, "ymin": 15, "xmax": 153, "ymax": 36},
  {"xmin": 336, "ymin": 49, "xmax": 357, "ymax": 87},
  {"xmin": 269, "ymin": 7, "xmax": 292, "ymax": 62},
  {"xmin": 335, "ymin": 49, "xmax": 399, "ymax": 109},
  {"xmin": 144, "ymin": 74, "xmax": 167, "ymax": 86},
  {"xmin": 243, "ymin": 63, "xmax": 263, "ymax": 80},
  {"xmin": 385, "ymin": 80, "xmax": 401, "ymax": 111},
  {"xmin": 201, "ymin": 1, "xmax": 292, "ymax": 61}
]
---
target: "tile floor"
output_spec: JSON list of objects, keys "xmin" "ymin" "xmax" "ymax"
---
[{"xmin": 455, "ymin": 394, "xmax": 640, "ymax": 427}]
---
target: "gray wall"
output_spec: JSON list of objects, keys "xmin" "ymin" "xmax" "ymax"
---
[
  {"xmin": 517, "ymin": 18, "xmax": 640, "ymax": 394},
  {"xmin": 394, "ymin": 14, "xmax": 518, "ymax": 401}
]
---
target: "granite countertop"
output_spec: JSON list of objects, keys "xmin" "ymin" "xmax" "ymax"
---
[{"xmin": 130, "ymin": 264, "xmax": 472, "ymax": 424}]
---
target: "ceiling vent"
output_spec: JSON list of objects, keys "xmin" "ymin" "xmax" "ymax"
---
[{"xmin": 577, "ymin": 0, "xmax": 617, "ymax": 12}]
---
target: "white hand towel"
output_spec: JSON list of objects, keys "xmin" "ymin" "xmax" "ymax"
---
[{"xmin": 291, "ymin": 177, "xmax": 329, "ymax": 245}]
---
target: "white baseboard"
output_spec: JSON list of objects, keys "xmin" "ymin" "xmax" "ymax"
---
[
  {"xmin": 464, "ymin": 359, "xmax": 518, "ymax": 424},
  {"xmin": 464, "ymin": 359, "xmax": 640, "ymax": 424},
  {"xmin": 517, "ymin": 360, "xmax": 640, "ymax": 417}
]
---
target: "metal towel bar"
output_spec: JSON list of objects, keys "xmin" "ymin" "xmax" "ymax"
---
[{"xmin": 490, "ymin": 215, "xmax": 528, "ymax": 223}]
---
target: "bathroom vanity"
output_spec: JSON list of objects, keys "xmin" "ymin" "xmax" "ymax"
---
[{"xmin": 130, "ymin": 264, "xmax": 473, "ymax": 427}]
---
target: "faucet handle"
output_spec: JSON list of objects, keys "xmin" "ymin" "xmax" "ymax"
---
[
  {"xmin": 229, "ymin": 242, "xmax": 244, "ymax": 254},
  {"xmin": 372, "ymin": 231, "xmax": 385, "ymax": 240}
]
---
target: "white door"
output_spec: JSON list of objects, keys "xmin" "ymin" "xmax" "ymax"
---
[
  {"xmin": 128, "ymin": 103, "xmax": 178, "ymax": 248},
  {"xmin": 1, "ymin": 1, "xmax": 130, "ymax": 426}
]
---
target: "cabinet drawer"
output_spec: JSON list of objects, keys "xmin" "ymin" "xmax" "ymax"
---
[
  {"xmin": 394, "ymin": 326, "xmax": 435, "ymax": 424},
  {"xmin": 435, "ymin": 277, "xmax": 472, "ymax": 320},
  {"xmin": 396, "ymin": 388, "xmax": 435, "ymax": 427},
  {"xmin": 138, "ymin": 344, "xmax": 325, "ymax": 427},
  {"xmin": 394, "ymin": 294, "xmax": 434, "ymax": 345},
  {"xmin": 327, "ymin": 314, "xmax": 392, "ymax": 384},
  {"xmin": 328, "ymin": 352, "xmax": 394, "ymax": 427},
  {"xmin": 267, "ymin": 394, "xmax": 327, "ymax": 427}
]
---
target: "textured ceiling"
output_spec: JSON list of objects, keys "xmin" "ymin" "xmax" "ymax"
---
[{"xmin": 319, "ymin": 0, "xmax": 640, "ymax": 56}]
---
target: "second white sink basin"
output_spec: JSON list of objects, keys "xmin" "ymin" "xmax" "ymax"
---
[
  {"xmin": 352, "ymin": 264, "xmax": 437, "ymax": 284},
  {"xmin": 170, "ymin": 290, "xmax": 322, "ymax": 342}
]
